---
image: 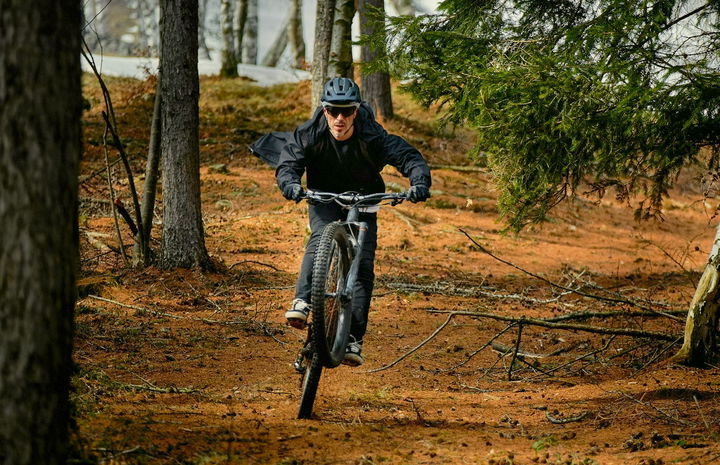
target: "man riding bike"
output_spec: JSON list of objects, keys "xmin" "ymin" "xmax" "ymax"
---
[{"xmin": 276, "ymin": 77, "xmax": 431, "ymax": 366}]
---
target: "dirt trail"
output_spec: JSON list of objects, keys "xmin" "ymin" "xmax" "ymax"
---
[
  {"xmin": 74, "ymin": 162, "xmax": 720, "ymax": 465},
  {"xmin": 75, "ymin": 77, "xmax": 720, "ymax": 465}
]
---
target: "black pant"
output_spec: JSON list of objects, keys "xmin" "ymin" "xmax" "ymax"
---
[{"xmin": 294, "ymin": 202, "xmax": 378, "ymax": 343}]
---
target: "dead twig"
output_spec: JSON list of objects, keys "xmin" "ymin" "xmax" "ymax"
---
[
  {"xmin": 508, "ymin": 321, "xmax": 524, "ymax": 381},
  {"xmin": 230, "ymin": 260, "xmax": 282, "ymax": 272},
  {"xmin": 368, "ymin": 313, "xmax": 456, "ymax": 373},
  {"xmin": 633, "ymin": 336, "xmax": 684, "ymax": 373},
  {"xmin": 613, "ymin": 390, "xmax": 692, "ymax": 426},
  {"xmin": 446, "ymin": 322, "xmax": 516, "ymax": 371},
  {"xmin": 390, "ymin": 209, "xmax": 420, "ymax": 231},
  {"xmin": 532, "ymin": 336, "xmax": 616, "ymax": 378},
  {"xmin": 693, "ymin": 395, "xmax": 711, "ymax": 433},
  {"xmin": 103, "ymin": 124, "xmax": 129, "ymax": 266},
  {"xmin": 460, "ymin": 229, "xmax": 683, "ymax": 321},
  {"xmin": 114, "ymin": 198, "xmax": 138, "ymax": 235},
  {"xmin": 84, "ymin": 294, "xmax": 268, "ymax": 329}
]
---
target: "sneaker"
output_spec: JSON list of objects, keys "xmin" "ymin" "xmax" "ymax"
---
[
  {"xmin": 343, "ymin": 337, "xmax": 364, "ymax": 366},
  {"xmin": 285, "ymin": 298, "xmax": 309, "ymax": 328}
]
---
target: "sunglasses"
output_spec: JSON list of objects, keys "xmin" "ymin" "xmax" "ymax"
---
[{"xmin": 324, "ymin": 105, "xmax": 358, "ymax": 118}]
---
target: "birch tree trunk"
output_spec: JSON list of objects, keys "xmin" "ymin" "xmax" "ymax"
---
[
  {"xmin": 159, "ymin": 0, "xmax": 211, "ymax": 269},
  {"xmin": 359, "ymin": 0, "xmax": 393, "ymax": 119},
  {"xmin": 672, "ymin": 224, "xmax": 720, "ymax": 366},
  {"xmin": 242, "ymin": 0, "xmax": 258, "ymax": 64},
  {"xmin": 328, "ymin": 0, "xmax": 354, "ymax": 79},
  {"xmin": 0, "ymin": 1, "xmax": 80, "ymax": 463},
  {"xmin": 198, "ymin": 0, "xmax": 212, "ymax": 60},
  {"xmin": 220, "ymin": 0, "xmax": 239, "ymax": 76},
  {"xmin": 288, "ymin": 0, "xmax": 306, "ymax": 69},
  {"xmin": 261, "ymin": 16, "xmax": 289, "ymax": 67},
  {"xmin": 234, "ymin": 0, "xmax": 248, "ymax": 61},
  {"xmin": 311, "ymin": 0, "xmax": 337, "ymax": 110}
]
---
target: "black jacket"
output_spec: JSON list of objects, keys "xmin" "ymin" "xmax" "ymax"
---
[{"xmin": 251, "ymin": 103, "xmax": 431, "ymax": 195}]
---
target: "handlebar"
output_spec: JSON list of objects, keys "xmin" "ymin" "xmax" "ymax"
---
[{"xmin": 303, "ymin": 190, "xmax": 407, "ymax": 207}]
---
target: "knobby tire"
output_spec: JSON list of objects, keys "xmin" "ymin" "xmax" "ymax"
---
[{"xmin": 311, "ymin": 222, "xmax": 352, "ymax": 368}]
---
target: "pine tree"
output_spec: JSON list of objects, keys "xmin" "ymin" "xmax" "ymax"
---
[{"xmin": 380, "ymin": 0, "xmax": 720, "ymax": 366}]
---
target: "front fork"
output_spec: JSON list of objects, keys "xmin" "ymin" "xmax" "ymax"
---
[{"xmin": 341, "ymin": 221, "xmax": 366, "ymax": 304}]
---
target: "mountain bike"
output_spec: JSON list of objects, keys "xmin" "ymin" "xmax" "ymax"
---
[{"xmin": 293, "ymin": 190, "xmax": 407, "ymax": 419}]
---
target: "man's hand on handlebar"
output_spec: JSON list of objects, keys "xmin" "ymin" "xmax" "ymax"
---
[
  {"xmin": 407, "ymin": 184, "xmax": 431, "ymax": 203},
  {"xmin": 282, "ymin": 183, "xmax": 305, "ymax": 202}
]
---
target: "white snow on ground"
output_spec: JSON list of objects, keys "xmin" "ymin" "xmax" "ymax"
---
[{"xmin": 82, "ymin": 54, "xmax": 310, "ymax": 86}]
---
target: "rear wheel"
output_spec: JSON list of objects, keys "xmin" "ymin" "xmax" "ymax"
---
[
  {"xmin": 311, "ymin": 222, "xmax": 352, "ymax": 367},
  {"xmin": 297, "ymin": 349, "xmax": 322, "ymax": 419}
]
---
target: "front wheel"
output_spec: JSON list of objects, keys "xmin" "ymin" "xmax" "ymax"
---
[{"xmin": 311, "ymin": 222, "xmax": 352, "ymax": 367}]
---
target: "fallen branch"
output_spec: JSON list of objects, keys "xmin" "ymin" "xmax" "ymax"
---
[
  {"xmin": 546, "ymin": 309, "xmax": 687, "ymax": 322},
  {"xmin": 122, "ymin": 382, "xmax": 197, "ymax": 394},
  {"xmin": 423, "ymin": 308, "xmax": 677, "ymax": 341},
  {"xmin": 460, "ymin": 229, "xmax": 683, "ymax": 321},
  {"xmin": 384, "ymin": 281, "xmax": 575, "ymax": 306}
]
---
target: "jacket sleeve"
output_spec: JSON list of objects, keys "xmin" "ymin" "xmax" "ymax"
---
[
  {"xmin": 380, "ymin": 129, "xmax": 432, "ymax": 188},
  {"xmin": 275, "ymin": 107, "xmax": 325, "ymax": 191},
  {"xmin": 275, "ymin": 128, "xmax": 307, "ymax": 192}
]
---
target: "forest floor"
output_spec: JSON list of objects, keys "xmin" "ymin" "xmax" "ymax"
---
[{"xmin": 73, "ymin": 74, "xmax": 720, "ymax": 465}]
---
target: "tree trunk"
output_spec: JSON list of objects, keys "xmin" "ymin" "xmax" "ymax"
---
[
  {"xmin": 328, "ymin": 0, "xmax": 354, "ymax": 79},
  {"xmin": 261, "ymin": 16, "xmax": 290, "ymax": 67},
  {"xmin": 159, "ymin": 0, "xmax": 211, "ymax": 269},
  {"xmin": 234, "ymin": 0, "xmax": 248, "ymax": 62},
  {"xmin": 198, "ymin": 0, "xmax": 212, "ymax": 60},
  {"xmin": 311, "ymin": 0, "xmax": 337, "ymax": 110},
  {"xmin": 220, "ymin": 0, "xmax": 239, "ymax": 76},
  {"xmin": 242, "ymin": 0, "xmax": 258, "ymax": 64},
  {"xmin": 359, "ymin": 0, "xmax": 393, "ymax": 120},
  {"xmin": 134, "ymin": 80, "xmax": 162, "ymax": 266},
  {"xmin": 672, "ymin": 224, "xmax": 720, "ymax": 366},
  {"xmin": 288, "ymin": 0, "xmax": 306, "ymax": 69},
  {"xmin": 0, "ymin": 1, "xmax": 80, "ymax": 464}
]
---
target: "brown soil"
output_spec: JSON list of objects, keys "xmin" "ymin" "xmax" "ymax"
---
[{"xmin": 73, "ymin": 75, "xmax": 720, "ymax": 465}]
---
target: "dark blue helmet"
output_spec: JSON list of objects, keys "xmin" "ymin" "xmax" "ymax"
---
[{"xmin": 321, "ymin": 77, "xmax": 361, "ymax": 105}]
